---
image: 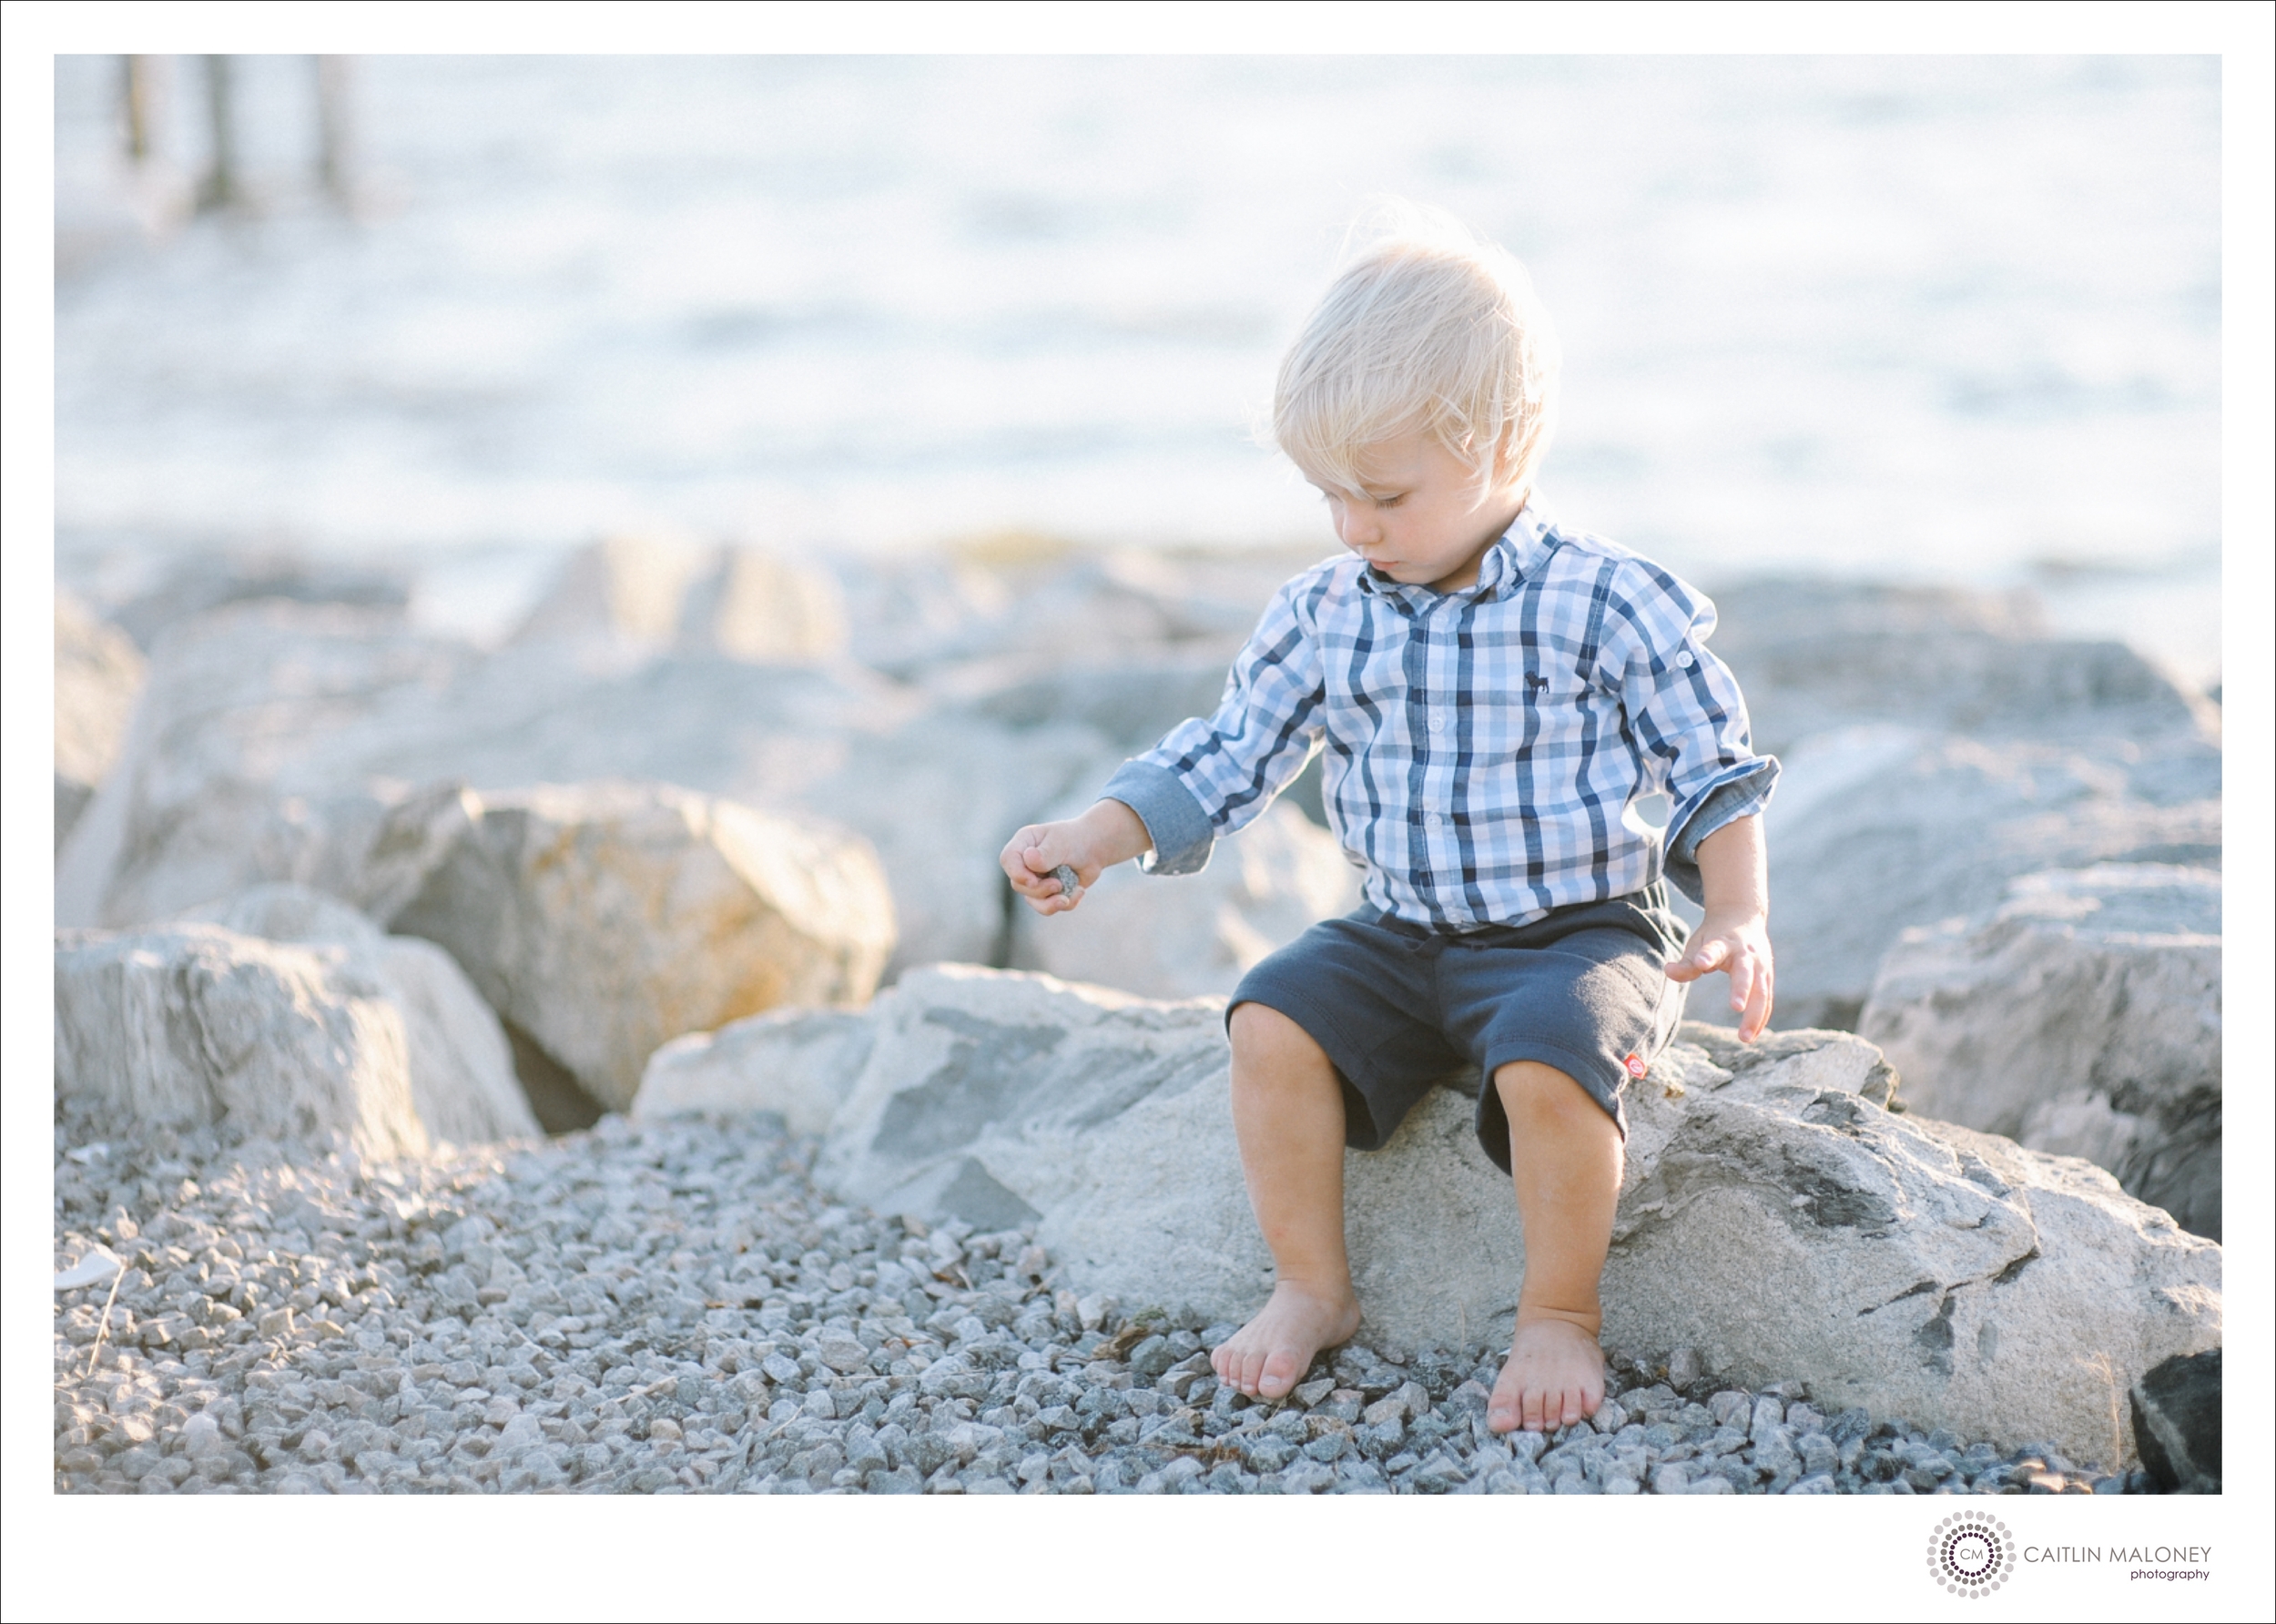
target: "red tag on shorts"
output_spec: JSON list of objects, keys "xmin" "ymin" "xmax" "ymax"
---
[{"xmin": 1622, "ymin": 1052, "xmax": 1648, "ymax": 1080}]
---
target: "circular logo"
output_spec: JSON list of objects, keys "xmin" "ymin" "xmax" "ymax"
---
[{"xmin": 1926, "ymin": 1510, "xmax": 2016, "ymax": 1599}]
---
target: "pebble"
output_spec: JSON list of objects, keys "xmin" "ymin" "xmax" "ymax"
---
[{"xmin": 49, "ymin": 1107, "xmax": 2142, "ymax": 1496}]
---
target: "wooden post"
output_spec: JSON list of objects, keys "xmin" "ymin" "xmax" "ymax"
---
[
  {"xmin": 196, "ymin": 54, "xmax": 236, "ymax": 212},
  {"xmin": 120, "ymin": 55, "xmax": 156, "ymax": 164},
  {"xmin": 315, "ymin": 55, "xmax": 353, "ymax": 206}
]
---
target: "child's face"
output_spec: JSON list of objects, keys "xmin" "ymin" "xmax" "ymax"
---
[{"xmin": 1302, "ymin": 432, "xmax": 1527, "ymax": 594}]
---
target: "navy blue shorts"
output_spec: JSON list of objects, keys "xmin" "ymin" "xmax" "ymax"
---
[{"xmin": 1227, "ymin": 886, "xmax": 1690, "ymax": 1173}]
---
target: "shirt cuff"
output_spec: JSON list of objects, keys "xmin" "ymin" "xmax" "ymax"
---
[
  {"xmin": 1099, "ymin": 759, "xmax": 1215, "ymax": 877},
  {"xmin": 1663, "ymin": 756, "xmax": 1780, "ymax": 906}
]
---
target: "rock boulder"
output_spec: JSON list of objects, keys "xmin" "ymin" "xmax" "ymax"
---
[
  {"xmin": 2130, "ymin": 1348, "xmax": 2220, "ymax": 1493},
  {"xmin": 512, "ymin": 533, "xmax": 854, "ymax": 665},
  {"xmin": 55, "ymin": 923, "xmax": 429, "ymax": 1160},
  {"xmin": 634, "ymin": 1008, "xmax": 877, "ymax": 1135},
  {"xmin": 509, "ymin": 532, "xmax": 716, "ymax": 653},
  {"xmin": 390, "ymin": 781, "xmax": 895, "ymax": 1111},
  {"xmin": 836, "ymin": 536, "xmax": 1275, "ymax": 684},
  {"xmin": 1861, "ymin": 865, "xmax": 2220, "ymax": 1239},
  {"xmin": 54, "ymin": 602, "xmax": 478, "ymax": 929},
  {"xmin": 186, "ymin": 884, "xmax": 539, "ymax": 1146},
  {"xmin": 53, "ymin": 594, "xmax": 1091, "ymax": 975},
  {"xmin": 100, "ymin": 549, "xmax": 410, "ymax": 652},
  {"xmin": 800, "ymin": 715, "xmax": 1113, "ymax": 979},
  {"xmin": 1763, "ymin": 728, "xmax": 2220, "ymax": 1029},
  {"xmin": 1705, "ymin": 577, "xmax": 2218, "ymax": 756},
  {"xmin": 1695, "ymin": 578, "xmax": 2222, "ymax": 1032},
  {"xmin": 642, "ymin": 966, "xmax": 2220, "ymax": 1466},
  {"xmin": 53, "ymin": 593, "xmax": 147, "ymax": 852},
  {"xmin": 676, "ymin": 544, "xmax": 849, "ymax": 664},
  {"xmin": 1609, "ymin": 1025, "xmax": 2217, "ymax": 1471},
  {"xmin": 1010, "ymin": 799, "xmax": 1360, "ymax": 999}
]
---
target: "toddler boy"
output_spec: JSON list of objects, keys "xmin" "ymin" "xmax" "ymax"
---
[{"xmin": 999, "ymin": 216, "xmax": 1776, "ymax": 1434}]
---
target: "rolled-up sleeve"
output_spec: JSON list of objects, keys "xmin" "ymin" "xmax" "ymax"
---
[
  {"xmin": 1098, "ymin": 758, "xmax": 1217, "ymax": 875},
  {"xmin": 1600, "ymin": 564, "xmax": 1779, "ymax": 904},
  {"xmin": 1102, "ymin": 574, "xmax": 1326, "ymax": 877}
]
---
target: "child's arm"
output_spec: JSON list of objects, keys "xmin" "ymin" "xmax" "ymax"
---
[
  {"xmin": 1000, "ymin": 797, "xmax": 1153, "ymax": 916},
  {"xmin": 1662, "ymin": 813, "xmax": 1773, "ymax": 1042},
  {"xmin": 1002, "ymin": 572, "xmax": 1331, "ymax": 914}
]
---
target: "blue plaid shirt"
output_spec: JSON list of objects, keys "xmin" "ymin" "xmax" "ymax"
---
[{"xmin": 1100, "ymin": 503, "xmax": 1778, "ymax": 930}]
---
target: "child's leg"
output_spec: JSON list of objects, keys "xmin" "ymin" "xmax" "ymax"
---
[
  {"xmin": 1210, "ymin": 1002, "xmax": 1364, "ymax": 1400},
  {"xmin": 1487, "ymin": 1060, "xmax": 1622, "ymax": 1433}
]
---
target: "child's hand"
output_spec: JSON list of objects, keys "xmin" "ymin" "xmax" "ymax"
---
[
  {"xmin": 1000, "ymin": 799, "xmax": 1153, "ymax": 917},
  {"xmin": 1664, "ymin": 912, "xmax": 1774, "ymax": 1042}
]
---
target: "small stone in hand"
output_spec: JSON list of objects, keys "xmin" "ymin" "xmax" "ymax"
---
[{"xmin": 1051, "ymin": 865, "xmax": 1082, "ymax": 903}]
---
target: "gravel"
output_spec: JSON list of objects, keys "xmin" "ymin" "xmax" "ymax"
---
[{"xmin": 52, "ymin": 1108, "xmax": 2145, "ymax": 1496}]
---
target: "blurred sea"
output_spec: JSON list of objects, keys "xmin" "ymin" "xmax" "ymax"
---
[{"xmin": 54, "ymin": 55, "xmax": 2221, "ymax": 686}]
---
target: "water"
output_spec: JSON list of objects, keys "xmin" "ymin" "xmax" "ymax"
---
[{"xmin": 54, "ymin": 55, "xmax": 2220, "ymax": 684}]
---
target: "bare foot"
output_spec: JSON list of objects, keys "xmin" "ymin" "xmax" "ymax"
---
[
  {"xmin": 1488, "ymin": 1315, "xmax": 1604, "ymax": 1434},
  {"xmin": 1210, "ymin": 1281, "xmax": 1361, "ymax": 1400}
]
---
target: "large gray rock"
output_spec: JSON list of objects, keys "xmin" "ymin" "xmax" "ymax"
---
[
  {"xmin": 945, "ymin": 650, "xmax": 1236, "ymax": 755},
  {"xmin": 1699, "ymin": 577, "xmax": 2222, "ymax": 1031},
  {"xmin": 1010, "ymin": 799, "xmax": 1360, "ymax": 999},
  {"xmin": 2130, "ymin": 1348, "xmax": 2220, "ymax": 1493},
  {"xmin": 1860, "ymin": 865, "xmax": 2220, "ymax": 1239},
  {"xmin": 648, "ymin": 966, "xmax": 2218, "ymax": 1466},
  {"xmin": 53, "ymin": 603, "xmax": 480, "ymax": 929},
  {"xmin": 1611, "ymin": 1026, "xmax": 2217, "ymax": 1470},
  {"xmin": 185, "ymin": 884, "xmax": 539, "ymax": 1146},
  {"xmin": 510, "ymin": 533, "xmax": 851, "ymax": 665},
  {"xmin": 55, "ymin": 923, "xmax": 429, "ymax": 1160},
  {"xmin": 53, "ymin": 594, "xmax": 1094, "ymax": 975},
  {"xmin": 1705, "ymin": 577, "xmax": 2219, "ymax": 756},
  {"xmin": 634, "ymin": 1008, "xmax": 877, "ymax": 1135},
  {"xmin": 802, "ymin": 716, "xmax": 1112, "ymax": 979},
  {"xmin": 509, "ymin": 532, "xmax": 716, "ymax": 654},
  {"xmin": 676, "ymin": 544, "xmax": 849, "ymax": 664},
  {"xmin": 1763, "ymin": 726, "xmax": 2220, "ymax": 1029},
  {"xmin": 391, "ymin": 781, "xmax": 895, "ymax": 1112},
  {"xmin": 49, "ymin": 596, "xmax": 893, "ymax": 919},
  {"xmin": 837, "ymin": 537, "xmax": 1289, "ymax": 684},
  {"xmin": 99, "ymin": 550, "xmax": 410, "ymax": 653},
  {"xmin": 54, "ymin": 593, "xmax": 147, "ymax": 852}
]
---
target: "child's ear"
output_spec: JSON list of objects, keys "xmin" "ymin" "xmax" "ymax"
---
[{"xmin": 1490, "ymin": 418, "xmax": 1524, "ymax": 488}]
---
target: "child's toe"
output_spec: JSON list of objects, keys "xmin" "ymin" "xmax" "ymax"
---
[{"xmin": 1236, "ymin": 1348, "xmax": 1267, "ymax": 1396}]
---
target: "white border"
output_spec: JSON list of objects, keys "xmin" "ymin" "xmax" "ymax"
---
[{"xmin": 5, "ymin": 5, "xmax": 2268, "ymax": 1621}]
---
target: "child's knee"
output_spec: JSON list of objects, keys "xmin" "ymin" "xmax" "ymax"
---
[
  {"xmin": 1492, "ymin": 1060, "xmax": 1605, "ymax": 1125},
  {"xmin": 1229, "ymin": 1000, "xmax": 1330, "ymax": 1074}
]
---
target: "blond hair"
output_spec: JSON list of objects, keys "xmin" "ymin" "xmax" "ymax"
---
[{"xmin": 1273, "ymin": 204, "xmax": 1559, "ymax": 496}]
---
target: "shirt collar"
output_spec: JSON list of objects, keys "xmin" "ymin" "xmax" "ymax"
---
[
  {"xmin": 1354, "ymin": 500, "xmax": 1554, "ymax": 604},
  {"xmin": 1504, "ymin": 499, "xmax": 1557, "ymax": 584}
]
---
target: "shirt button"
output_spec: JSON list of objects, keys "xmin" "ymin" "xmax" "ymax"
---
[
  {"xmin": 1428, "ymin": 716, "xmax": 1447, "ymax": 734},
  {"xmin": 1677, "ymin": 651, "xmax": 1696, "ymax": 669}
]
